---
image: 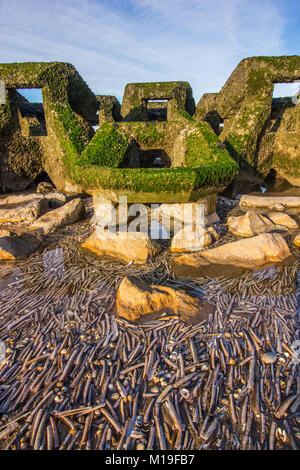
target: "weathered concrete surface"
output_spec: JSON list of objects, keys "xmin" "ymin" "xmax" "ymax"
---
[
  {"xmin": 256, "ymin": 97, "xmax": 300, "ymax": 186},
  {"xmin": 31, "ymin": 198, "xmax": 85, "ymax": 234},
  {"xmin": 0, "ymin": 233, "xmax": 41, "ymax": 259},
  {"xmin": 172, "ymin": 233, "xmax": 291, "ymax": 276},
  {"xmin": 116, "ymin": 276, "xmax": 214, "ymax": 322},
  {"xmin": 194, "ymin": 92, "xmax": 222, "ymax": 134},
  {"xmin": 0, "ymin": 198, "xmax": 48, "ymax": 223},
  {"xmin": 81, "ymin": 230, "xmax": 161, "ymax": 264},
  {"xmin": 215, "ymin": 56, "xmax": 300, "ymax": 181}
]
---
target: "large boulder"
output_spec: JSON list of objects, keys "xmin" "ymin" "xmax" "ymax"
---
[
  {"xmin": 0, "ymin": 198, "xmax": 48, "ymax": 223},
  {"xmin": 30, "ymin": 198, "xmax": 84, "ymax": 234},
  {"xmin": 80, "ymin": 230, "xmax": 161, "ymax": 264},
  {"xmin": 172, "ymin": 233, "xmax": 291, "ymax": 276},
  {"xmin": 0, "ymin": 233, "xmax": 41, "ymax": 259},
  {"xmin": 116, "ymin": 276, "xmax": 214, "ymax": 322}
]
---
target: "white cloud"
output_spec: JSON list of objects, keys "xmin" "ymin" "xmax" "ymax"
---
[{"xmin": 0, "ymin": 0, "xmax": 288, "ymax": 103}]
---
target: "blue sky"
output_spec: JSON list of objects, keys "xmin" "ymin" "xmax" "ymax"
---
[{"xmin": 0, "ymin": 0, "xmax": 300, "ymax": 103}]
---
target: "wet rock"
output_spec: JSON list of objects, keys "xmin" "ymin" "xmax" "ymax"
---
[
  {"xmin": 172, "ymin": 233, "xmax": 291, "ymax": 275},
  {"xmin": 261, "ymin": 352, "xmax": 277, "ymax": 364},
  {"xmin": 0, "ymin": 233, "xmax": 42, "ymax": 259},
  {"xmin": 170, "ymin": 225, "xmax": 212, "ymax": 253},
  {"xmin": 267, "ymin": 212, "xmax": 298, "ymax": 230},
  {"xmin": 31, "ymin": 198, "xmax": 84, "ymax": 234},
  {"xmin": 80, "ymin": 230, "xmax": 161, "ymax": 264},
  {"xmin": 116, "ymin": 276, "xmax": 214, "ymax": 322},
  {"xmin": 36, "ymin": 182, "xmax": 55, "ymax": 193},
  {"xmin": 227, "ymin": 210, "xmax": 276, "ymax": 237},
  {"xmin": 0, "ymin": 198, "xmax": 48, "ymax": 223}
]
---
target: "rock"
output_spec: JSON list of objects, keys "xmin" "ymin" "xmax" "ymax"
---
[
  {"xmin": 261, "ymin": 352, "xmax": 277, "ymax": 364},
  {"xmin": 0, "ymin": 191, "xmax": 66, "ymax": 208},
  {"xmin": 0, "ymin": 198, "xmax": 48, "ymax": 223},
  {"xmin": 172, "ymin": 233, "xmax": 291, "ymax": 275},
  {"xmin": 0, "ymin": 229, "xmax": 11, "ymax": 237},
  {"xmin": 205, "ymin": 213, "xmax": 221, "ymax": 225},
  {"xmin": 0, "ymin": 192, "xmax": 41, "ymax": 206},
  {"xmin": 152, "ymin": 201, "xmax": 209, "ymax": 227},
  {"xmin": 237, "ymin": 194, "xmax": 300, "ymax": 210},
  {"xmin": 31, "ymin": 198, "xmax": 85, "ymax": 234},
  {"xmin": 91, "ymin": 197, "xmax": 117, "ymax": 227},
  {"xmin": 267, "ymin": 212, "xmax": 298, "ymax": 230},
  {"xmin": 170, "ymin": 225, "xmax": 212, "ymax": 253},
  {"xmin": 80, "ymin": 230, "xmax": 161, "ymax": 264},
  {"xmin": 0, "ymin": 233, "xmax": 41, "ymax": 259},
  {"xmin": 0, "ymin": 340, "xmax": 5, "ymax": 365},
  {"xmin": 36, "ymin": 182, "xmax": 55, "ymax": 193},
  {"xmin": 207, "ymin": 226, "xmax": 219, "ymax": 241},
  {"xmin": 293, "ymin": 234, "xmax": 300, "ymax": 247},
  {"xmin": 115, "ymin": 276, "xmax": 214, "ymax": 322},
  {"xmin": 44, "ymin": 192, "xmax": 67, "ymax": 208},
  {"xmin": 227, "ymin": 210, "xmax": 275, "ymax": 237}
]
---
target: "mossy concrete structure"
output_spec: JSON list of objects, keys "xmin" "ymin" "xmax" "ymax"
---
[
  {"xmin": 0, "ymin": 64, "xmax": 238, "ymax": 207},
  {"xmin": 0, "ymin": 62, "xmax": 98, "ymax": 192},
  {"xmin": 195, "ymin": 56, "xmax": 300, "ymax": 188},
  {"xmin": 256, "ymin": 97, "xmax": 300, "ymax": 186}
]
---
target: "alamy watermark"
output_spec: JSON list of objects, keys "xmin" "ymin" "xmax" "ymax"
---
[
  {"xmin": 93, "ymin": 195, "xmax": 207, "ymax": 246},
  {"xmin": 0, "ymin": 80, "xmax": 5, "ymax": 105}
]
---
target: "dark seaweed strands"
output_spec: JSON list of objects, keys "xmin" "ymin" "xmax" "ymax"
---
[{"xmin": 0, "ymin": 225, "xmax": 300, "ymax": 449}]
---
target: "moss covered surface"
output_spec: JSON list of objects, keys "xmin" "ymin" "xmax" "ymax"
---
[
  {"xmin": 7, "ymin": 134, "xmax": 43, "ymax": 179},
  {"xmin": 78, "ymin": 123, "xmax": 130, "ymax": 167},
  {"xmin": 185, "ymin": 121, "xmax": 231, "ymax": 167},
  {"xmin": 0, "ymin": 62, "xmax": 238, "ymax": 197},
  {"xmin": 216, "ymin": 55, "xmax": 300, "ymax": 177}
]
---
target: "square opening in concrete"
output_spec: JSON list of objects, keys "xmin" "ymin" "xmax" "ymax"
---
[
  {"xmin": 273, "ymin": 82, "xmax": 300, "ymax": 103},
  {"xmin": 16, "ymin": 88, "xmax": 47, "ymax": 136},
  {"xmin": 146, "ymin": 99, "xmax": 168, "ymax": 121}
]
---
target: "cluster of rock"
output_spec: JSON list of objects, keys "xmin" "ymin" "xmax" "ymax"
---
[{"xmin": 0, "ymin": 183, "xmax": 85, "ymax": 259}]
